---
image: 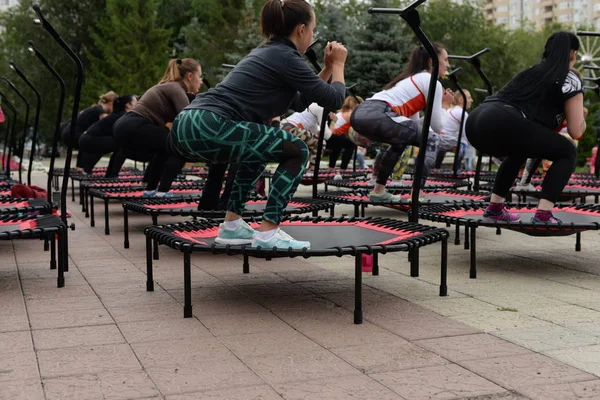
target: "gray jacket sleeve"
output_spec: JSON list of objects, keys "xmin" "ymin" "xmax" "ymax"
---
[{"xmin": 284, "ymin": 54, "xmax": 345, "ymax": 112}]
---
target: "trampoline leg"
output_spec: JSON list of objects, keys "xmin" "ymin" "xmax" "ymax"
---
[
  {"xmin": 243, "ymin": 255, "xmax": 249, "ymax": 274},
  {"xmin": 496, "ymin": 227, "xmax": 501, "ymax": 235},
  {"xmin": 63, "ymin": 230, "xmax": 70, "ymax": 273},
  {"xmin": 440, "ymin": 237, "xmax": 448, "ymax": 296},
  {"xmin": 57, "ymin": 229, "xmax": 65, "ymax": 288},
  {"xmin": 454, "ymin": 224, "xmax": 460, "ymax": 245},
  {"xmin": 123, "ymin": 207, "xmax": 130, "ymax": 249},
  {"xmin": 595, "ymin": 195, "xmax": 598, "ymax": 204},
  {"xmin": 145, "ymin": 234, "xmax": 154, "ymax": 291},
  {"xmin": 152, "ymin": 216, "xmax": 160, "ymax": 260},
  {"xmin": 576, "ymin": 232, "xmax": 581, "ymax": 252},
  {"xmin": 43, "ymin": 236, "xmax": 49, "ymax": 251},
  {"xmin": 354, "ymin": 205, "xmax": 359, "ymax": 218},
  {"xmin": 464, "ymin": 225, "xmax": 470, "ymax": 250},
  {"xmin": 361, "ymin": 205, "xmax": 366, "ymax": 218},
  {"xmin": 71, "ymin": 177, "xmax": 75, "ymax": 202},
  {"xmin": 104, "ymin": 199, "xmax": 110, "ymax": 235},
  {"xmin": 312, "ymin": 210, "xmax": 318, "ymax": 217},
  {"xmin": 85, "ymin": 189, "xmax": 90, "ymax": 218},
  {"xmin": 330, "ymin": 205, "xmax": 335, "ymax": 217},
  {"xmin": 90, "ymin": 195, "xmax": 95, "ymax": 227},
  {"xmin": 354, "ymin": 255, "xmax": 363, "ymax": 324},
  {"xmin": 410, "ymin": 248, "xmax": 419, "ymax": 277},
  {"xmin": 50, "ymin": 234, "xmax": 56, "ymax": 270},
  {"xmin": 372, "ymin": 253, "xmax": 379, "ymax": 276},
  {"xmin": 470, "ymin": 227, "xmax": 477, "ymax": 279},
  {"xmin": 79, "ymin": 184, "xmax": 84, "ymax": 208},
  {"xmin": 183, "ymin": 251, "xmax": 192, "ymax": 318}
]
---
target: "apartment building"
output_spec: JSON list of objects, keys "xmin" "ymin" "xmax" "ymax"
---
[
  {"xmin": 0, "ymin": 0, "xmax": 19, "ymax": 12},
  {"xmin": 482, "ymin": 0, "xmax": 600, "ymax": 29}
]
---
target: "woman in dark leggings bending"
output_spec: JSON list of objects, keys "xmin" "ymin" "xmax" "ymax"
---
[
  {"xmin": 112, "ymin": 59, "xmax": 203, "ymax": 197},
  {"xmin": 170, "ymin": 0, "xmax": 347, "ymax": 249},
  {"xmin": 466, "ymin": 32, "xmax": 586, "ymax": 224}
]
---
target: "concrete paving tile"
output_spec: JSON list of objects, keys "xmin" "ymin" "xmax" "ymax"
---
[
  {"xmin": 215, "ymin": 269, "xmax": 289, "ymax": 287},
  {"xmin": 492, "ymin": 325, "xmax": 600, "ymax": 352},
  {"xmin": 451, "ymin": 310, "xmax": 553, "ymax": 333},
  {"xmin": 83, "ymin": 271, "xmax": 147, "ymax": 284},
  {"xmin": 33, "ymin": 324, "xmax": 125, "ymax": 350},
  {"xmin": 277, "ymin": 308, "xmax": 403, "ymax": 349},
  {"xmin": 26, "ymin": 295, "xmax": 105, "ymax": 314},
  {"xmin": 415, "ymin": 333, "xmax": 533, "ymax": 362},
  {"xmin": 0, "ymin": 312, "xmax": 30, "ymax": 332},
  {"xmin": 521, "ymin": 305, "xmax": 600, "ymax": 325},
  {"xmin": 370, "ymin": 363, "xmax": 505, "ymax": 400},
  {"xmin": 414, "ymin": 297, "xmax": 499, "ymax": 317},
  {"xmin": 566, "ymin": 321, "xmax": 600, "ymax": 336},
  {"xmin": 331, "ymin": 340, "xmax": 448, "ymax": 374},
  {"xmin": 544, "ymin": 344, "xmax": 600, "ymax": 376},
  {"xmin": 22, "ymin": 283, "xmax": 95, "ymax": 300},
  {"xmin": 119, "ymin": 319, "xmax": 212, "ymax": 344},
  {"xmin": 294, "ymin": 279, "xmax": 356, "ymax": 294},
  {"xmin": 457, "ymin": 393, "xmax": 529, "ymax": 400},
  {"xmin": 218, "ymin": 330, "xmax": 322, "ymax": 358},
  {"xmin": 99, "ymin": 287, "xmax": 178, "ymax": 307},
  {"xmin": 274, "ymin": 375, "xmax": 404, "ymax": 400},
  {"xmin": 191, "ymin": 298, "xmax": 270, "ymax": 317},
  {"xmin": 271, "ymin": 268, "xmax": 351, "ymax": 282},
  {"xmin": 233, "ymin": 282, "xmax": 314, "ymax": 299},
  {"xmin": 458, "ymin": 353, "xmax": 595, "ymax": 391},
  {"xmin": 43, "ymin": 370, "xmax": 160, "ymax": 400},
  {"xmin": 0, "ymin": 378, "xmax": 45, "ymax": 400},
  {"xmin": 199, "ymin": 311, "xmax": 293, "ymax": 337},
  {"xmin": 253, "ymin": 294, "xmax": 340, "ymax": 312},
  {"xmin": 107, "ymin": 303, "xmax": 184, "ymax": 323},
  {"xmin": 28, "ymin": 308, "xmax": 112, "ymax": 330},
  {"xmin": 38, "ymin": 344, "xmax": 142, "ymax": 379},
  {"xmin": 131, "ymin": 337, "xmax": 232, "ymax": 368},
  {"xmin": 166, "ymin": 385, "xmax": 284, "ymax": 400},
  {"xmin": 145, "ymin": 358, "xmax": 263, "ymax": 395},
  {"xmin": 0, "ymin": 331, "xmax": 33, "ymax": 355},
  {"xmin": 0, "ymin": 351, "xmax": 39, "ymax": 383},
  {"xmin": 242, "ymin": 349, "xmax": 360, "ymax": 385},
  {"xmin": 518, "ymin": 379, "xmax": 600, "ymax": 400},
  {"xmin": 167, "ymin": 285, "xmax": 246, "ymax": 303}
]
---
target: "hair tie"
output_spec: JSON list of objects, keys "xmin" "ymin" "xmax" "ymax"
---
[{"xmin": 176, "ymin": 58, "xmax": 182, "ymax": 65}]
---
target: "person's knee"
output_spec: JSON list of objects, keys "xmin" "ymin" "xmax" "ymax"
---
[{"xmin": 285, "ymin": 138, "xmax": 310, "ymax": 162}]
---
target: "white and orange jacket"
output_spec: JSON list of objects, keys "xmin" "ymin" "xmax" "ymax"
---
[{"xmin": 283, "ymin": 103, "xmax": 332, "ymax": 140}]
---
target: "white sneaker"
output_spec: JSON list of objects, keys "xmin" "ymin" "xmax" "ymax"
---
[
  {"xmin": 252, "ymin": 228, "xmax": 310, "ymax": 250},
  {"xmin": 215, "ymin": 220, "xmax": 256, "ymax": 245},
  {"xmin": 514, "ymin": 183, "xmax": 536, "ymax": 191}
]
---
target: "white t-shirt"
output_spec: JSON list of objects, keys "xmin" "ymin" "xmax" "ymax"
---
[
  {"xmin": 369, "ymin": 71, "xmax": 444, "ymax": 133},
  {"xmin": 284, "ymin": 103, "xmax": 332, "ymax": 140},
  {"xmin": 442, "ymin": 106, "xmax": 469, "ymax": 144}
]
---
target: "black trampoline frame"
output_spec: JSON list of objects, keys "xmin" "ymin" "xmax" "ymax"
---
[
  {"xmin": 144, "ymin": 215, "xmax": 449, "ymax": 323},
  {"xmin": 323, "ymin": 177, "xmax": 471, "ymax": 191},
  {"xmin": 122, "ymin": 196, "xmax": 336, "ymax": 259},
  {"xmin": 88, "ymin": 186, "xmax": 204, "ymax": 235},
  {"xmin": 418, "ymin": 202, "xmax": 600, "ymax": 279},
  {"xmin": 317, "ymin": 189, "xmax": 491, "ymax": 217},
  {"xmin": 0, "ymin": 196, "xmax": 53, "ymax": 215}
]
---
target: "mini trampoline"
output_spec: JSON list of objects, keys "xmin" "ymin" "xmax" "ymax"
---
[
  {"xmin": 88, "ymin": 186, "xmax": 205, "ymax": 235},
  {"xmin": 144, "ymin": 215, "xmax": 449, "ymax": 323},
  {"xmin": 0, "ymin": 197, "xmax": 53, "ymax": 215},
  {"xmin": 510, "ymin": 182, "xmax": 600, "ymax": 203},
  {"xmin": 122, "ymin": 197, "xmax": 335, "ymax": 258},
  {"xmin": 419, "ymin": 202, "xmax": 600, "ymax": 278},
  {"xmin": 68, "ymin": 171, "xmax": 145, "ymax": 202},
  {"xmin": 318, "ymin": 189, "xmax": 490, "ymax": 217},
  {"xmin": 0, "ymin": 214, "xmax": 67, "ymax": 287},
  {"xmin": 262, "ymin": 169, "xmax": 369, "ymax": 185},
  {"xmin": 324, "ymin": 177, "xmax": 470, "ymax": 191}
]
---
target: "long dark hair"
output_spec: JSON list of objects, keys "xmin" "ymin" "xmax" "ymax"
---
[
  {"xmin": 498, "ymin": 32, "xmax": 579, "ymax": 101},
  {"xmin": 113, "ymin": 94, "xmax": 136, "ymax": 113},
  {"xmin": 384, "ymin": 43, "xmax": 446, "ymax": 90},
  {"xmin": 261, "ymin": 0, "xmax": 313, "ymax": 39}
]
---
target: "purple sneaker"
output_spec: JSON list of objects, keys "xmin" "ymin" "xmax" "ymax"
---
[
  {"xmin": 482, "ymin": 208, "xmax": 521, "ymax": 222},
  {"xmin": 531, "ymin": 213, "xmax": 562, "ymax": 225}
]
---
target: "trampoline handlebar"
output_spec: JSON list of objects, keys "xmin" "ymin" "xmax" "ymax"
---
[
  {"xmin": 584, "ymin": 66, "xmax": 600, "ymax": 71},
  {"xmin": 368, "ymin": 0, "xmax": 427, "ymax": 15},
  {"xmin": 448, "ymin": 48, "xmax": 490, "ymax": 61},
  {"xmin": 446, "ymin": 67, "xmax": 462, "ymax": 78},
  {"xmin": 221, "ymin": 64, "xmax": 236, "ymax": 69},
  {"xmin": 577, "ymin": 31, "xmax": 600, "ymax": 37}
]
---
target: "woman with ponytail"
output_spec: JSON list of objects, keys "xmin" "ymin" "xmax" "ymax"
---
[
  {"xmin": 466, "ymin": 32, "xmax": 585, "ymax": 224},
  {"xmin": 350, "ymin": 44, "xmax": 451, "ymax": 202},
  {"xmin": 112, "ymin": 58, "xmax": 203, "ymax": 196},
  {"xmin": 169, "ymin": 0, "xmax": 347, "ymax": 249},
  {"xmin": 78, "ymin": 95, "xmax": 137, "ymax": 175}
]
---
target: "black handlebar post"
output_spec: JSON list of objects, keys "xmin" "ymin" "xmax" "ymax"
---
[{"xmin": 446, "ymin": 68, "xmax": 467, "ymax": 179}]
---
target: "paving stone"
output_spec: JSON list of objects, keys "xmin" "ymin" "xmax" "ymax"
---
[
  {"xmin": 32, "ymin": 324, "xmax": 124, "ymax": 350},
  {"xmin": 107, "ymin": 302, "xmax": 184, "ymax": 323},
  {"xmin": 43, "ymin": 370, "xmax": 160, "ymax": 400},
  {"xmin": 132, "ymin": 337, "xmax": 232, "ymax": 368},
  {"xmin": 451, "ymin": 310, "xmax": 553, "ymax": 333},
  {"xmin": 0, "ymin": 351, "xmax": 39, "ymax": 382},
  {"xmin": 0, "ymin": 378, "xmax": 45, "ymax": 400},
  {"xmin": 218, "ymin": 329, "xmax": 323, "ymax": 358},
  {"xmin": 166, "ymin": 385, "xmax": 284, "ymax": 400},
  {"xmin": 28, "ymin": 308, "xmax": 112, "ymax": 330},
  {"xmin": 518, "ymin": 379, "xmax": 600, "ymax": 399},
  {"xmin": 0, "ymin": 331, "xmax": 34, "ymax": 355},
  {"xmin": 414, "ymin": 297, "xmax": 499, "ymax": 317},
  {"xmin": 544, "ymin": 344, "xmax": 600, "ymax": 376},
  {"xmin": 274, "ymin": 374, "xmax": 404, "ymax": 400},
  {"xmin": 492, "ymin": 325, "xmax": 600, "ymax": 352},
  {"xmin": 370, "ymin": 363, "xmax": 505, "ymax": 400},
  {"xmin": 199, "ymin": 311, "xmax": 293, "ymax": 337},
  {"xmin": 119, "ymin": 319, "xmax": 212, "ymax": 344},
  {"xmin": 459, "ymin": 353, "xmax": 595, "ymax": 392}
]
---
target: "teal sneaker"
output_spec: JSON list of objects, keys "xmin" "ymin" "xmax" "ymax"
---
[
  {"xmin": 142, "ymin": 190, "xmax": 157, "ymax": 198},
  {"xmin": 368, "ymin": 190, "xmax": 404, "ymax": 204},
  {"xmin": 252, "ymin": 229, "xmax": 310, "ymax": 250},
  {"xmin": 214, "ymin": 220, "xmax": 256, "ymax": 245}
]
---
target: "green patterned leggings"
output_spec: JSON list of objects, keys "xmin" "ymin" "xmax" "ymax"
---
[{"xmin": 172, "ymin": 109, "xmax": 309, "ymax": 224}]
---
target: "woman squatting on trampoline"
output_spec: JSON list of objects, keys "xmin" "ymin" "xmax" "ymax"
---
[
  {"xmin": 328, "ymin": 96, "xmax": 363, "ymax": 171},
  {"xmin": 170, "ymin": 0, "xmax": 347, "ymax": 249},
  {"xmin": 350, "ymin": 44, "xmax": 451, "ymax": 203},
  {"xmin": 78, "ymin": 95, "xmax": 138, "ymax": 176},
  {"xmin": 112, "ymin": 58, "xmax": 203, "ymax": 197},
  {"xmin": 466, "ymin": 32, "xmax": 586, "ymax": 224}
]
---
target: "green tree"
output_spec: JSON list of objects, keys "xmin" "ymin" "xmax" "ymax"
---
[{"xmin": 85, "ymin": 0, "xmax": 172, "ymax": 102}]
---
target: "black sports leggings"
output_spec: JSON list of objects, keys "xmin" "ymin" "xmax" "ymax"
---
[
  {"xmin": 327, "ymin": 134, "xmax": 354, "ymax": 169},
  {"xmin": 466, "ymin": 102, "xmax": 577, "ymax": 203},
  {"xmin": 113, "ymin": 112, "xmax": 185, "ymax": 192}
]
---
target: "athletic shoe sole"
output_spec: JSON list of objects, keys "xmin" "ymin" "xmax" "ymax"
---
[{"xmin": 214, "ymin": 237, "xmax": 254, "ymax": 245}]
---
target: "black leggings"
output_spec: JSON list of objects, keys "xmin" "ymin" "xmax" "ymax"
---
[
  {"xmin": 113, "ymin": 112, "xmax": 185, "ymax": 191},
  {"xmin": 327, "ymin": 134, "xmax": 355, "ymax": 169},
  {"xmin": 78, "ymin": 134, "xmax": 116, "ymax": 174},
  {"xmin": 199, "ymin": 163, "xmax": 238, "ymax": 211},
  {"xmin": 466, "ymin": 102, "xmax": 577, "ymax": 203}
]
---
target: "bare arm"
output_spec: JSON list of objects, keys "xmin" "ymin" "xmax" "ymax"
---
[{"xmin": 564, "ymin": 93, "xmax": 586, "ymax": 140}]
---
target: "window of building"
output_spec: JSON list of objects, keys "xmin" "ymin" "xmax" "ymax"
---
[{"xmin": 0, "ymin": 0, "xmax": 9, "ymax": 5}]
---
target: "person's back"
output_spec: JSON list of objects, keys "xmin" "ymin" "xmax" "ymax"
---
[{"xmin": 133, "ymin": 81, "xmax": 189, "ymax": 127}]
